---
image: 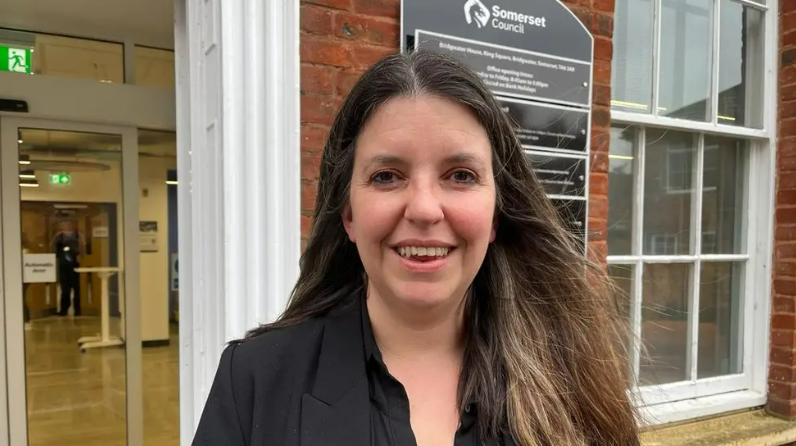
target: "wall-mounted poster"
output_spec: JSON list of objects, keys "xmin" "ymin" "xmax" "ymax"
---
[{"xmin": 139, "ymin": 221, "xmax": 159, "ymax": 252}]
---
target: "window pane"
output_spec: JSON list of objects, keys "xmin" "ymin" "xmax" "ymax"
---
[
  {"xmin": 134, "ymin": 46, "xmax": 175, "ymax": 88},
  {"xmin": 643, "ymin": 129, "xmax": 694, "ymax": 255},
  {"xmin": 702, "ymin": 137, "xmax": 746, "ymax": 254},
  {"xmin": 641, "ymin": 263, "xmax": 691, "ymax": 386},
  {"xmin": 0, "ymin": 28, "xmax": 123, "ymax": 83},
  {"xmin": 609, "ymin": 264, "xmax": 635, "ymax": 358},
  {"xmin": 698, "ymin": 262, "xmax": 744, "ymax": 379},
  {"xmin": 659, "ymin": 0, "xmax": 712, "ymax": 122},
  {"xmin": 718, "ymin": 1, "xmax": 765, "ymax": 128},
  {"xmin": 608, "ymin": 126, "xmax": 636, "ymax": 255},
  {"xmin": 611, "ymin": 0, "xmax": 654, "ymax": 113}
]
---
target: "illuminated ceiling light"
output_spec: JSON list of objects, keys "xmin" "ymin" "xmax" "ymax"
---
[{"xmin": 166, "ymin": 180, "xmax": 178, "ymax": 185}]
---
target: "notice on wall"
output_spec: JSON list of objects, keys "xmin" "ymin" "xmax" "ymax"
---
[
  {"xmin": 416, "ymin": 30, "xmax": 590, "ymax": 106},
  {"xmin": 525, "ymin": 152, "xmax": 586, "ymax": 197},
  {"xmin": 23, "ymin": 254, "xmax": 57, "ymax": 283},
  {"xmin": 402, "ymin": 0, "xmax": 594, "ymax": 253},
  {"xmin": 171, "ymin": 254, "xmax": 179, "ymax": 291},
  {"xmin": 499, "ymin": 97, "xmax": 588, "ymax": 152},
  {"xmin": 93, "ymin": 226, "xmax": 109, "ymax": 238},
  {"xmin": 139, "ymin": 221, "xmax": 159, "ymax": 252}
]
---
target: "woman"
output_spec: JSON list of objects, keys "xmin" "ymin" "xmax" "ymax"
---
[{"xmin": 192, "ymin": 50, "xmax": 639, "ymax": 445}]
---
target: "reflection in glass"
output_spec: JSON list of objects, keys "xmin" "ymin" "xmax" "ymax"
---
[
  {"xmin": 702, "ymin": 137, "xmax": 746, "ymax": 254},
  {"xmin": 608, "ymin": 126, "xmax": 636, "ymax": 255},
  {"xmin": 609, "ymin": 264, "xmax": 635, "ymax": 364},
  {"xmin": 643, "ymin": 129, "xmax": 695, "ymax": 255},
  {"xmin": 698, "ymin": 262, "xmax": 744, "ymax": 379},
  {"xmin": 718, "ymin": 1, "xmax": 764, "ymax": 128},
  {"xmin": 18, "ymin": 128, "xmax": 127, "ymax": 444},
  {"xmin": 659, "ymin": 0, "xmax": 712, "ymax": 122},
  {"xmin": 138, "ymin": 129, "xmax": 180, "ymax": 444},
  {"xmin": 640, "ymin": 263, "xmax": 691, "ymax": 386},
  {"xmin": 134, "ymin": 46, "xmax": 176, "ymax": 88},
  {"xmin": 611, "ymin": 0, "xmax": 654, "ymax": 113}
]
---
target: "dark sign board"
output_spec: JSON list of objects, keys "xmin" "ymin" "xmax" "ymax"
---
[
  {"xmin": 550, "ymin": 198, "xmax": 587, "ymax": 250},
  {"xmin": 499, "ymin": 97, "xmax": 588, "ymax": 152},
  {"xmin": 415, "ymin": 31, "xmax": 590, "ymax": 106},
  {"xmin": 525, "ymin": 152, "xmax": 586, "ymax": 197}
]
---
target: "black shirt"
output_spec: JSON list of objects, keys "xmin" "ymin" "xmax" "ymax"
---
[{"xmin": 361, "ymin": 299, "xmax": 485, "ymax": 446}]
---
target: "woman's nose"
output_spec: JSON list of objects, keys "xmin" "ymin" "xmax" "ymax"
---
[{"xmin": 403, "ymin": 183, "xmax": 444, "ymax": 226}]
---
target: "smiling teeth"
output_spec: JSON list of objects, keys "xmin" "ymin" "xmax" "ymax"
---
[{"xmin": 397, "ymin": 246, "xmax": 450, "ymax": 257}]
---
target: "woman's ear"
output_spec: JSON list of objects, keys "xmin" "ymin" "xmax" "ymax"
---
[{"xmin": 342, "ymin": 204, "xmax": 356, "ymax": 242}]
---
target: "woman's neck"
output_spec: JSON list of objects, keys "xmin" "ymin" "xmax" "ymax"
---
[{"xmin": 365, "ymin": 286, "xmax": 466, "ymax": 361}]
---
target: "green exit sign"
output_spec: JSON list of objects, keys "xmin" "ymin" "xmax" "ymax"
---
[
  {"xmin": 0, "ymin": 46, "xmax": 32, "ymax": 74},
  {"xmin": 49, "ymin": 173, "xmax": 71, "ymax": 185}
]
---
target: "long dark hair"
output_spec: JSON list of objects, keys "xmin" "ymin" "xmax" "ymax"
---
[{"xmin": 246, "ymin": 50, "xmax": 640, "ymax": 445}]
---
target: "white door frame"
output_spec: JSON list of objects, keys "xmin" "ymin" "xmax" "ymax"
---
[{"xmin": 0, "ymin": 116, "xmax": 142, "ymax": 446}]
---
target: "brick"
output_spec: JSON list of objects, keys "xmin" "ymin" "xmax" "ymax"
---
[
  {"xmin": 776, "ymin": 259, "xmax": 796, "ymax": 278},
  {"xmin": 784, "ymin": 66, "xmax": 796, "ymax": 87},
  {"xmin": 784, "ymin": 119, "xmax": 796, "ymax": 139},
  {"xmin": 781, "ymin": 154, "xmax": 796, "ymax": 173},
  {"xmin": 590, "ymin": 173, "xmax": 608, "ymax": 195},
  {"xmin": 787, "ymin": 33, "xmax": 796, "ymax": 53},
  {"xmin": 787, "ymin": 1, "xmax": 796, "ymax": 14},
  {"xmin": 783, "ymin": 85, "xmax": 796, "ymax": 103},
  {"xmin": 780, "ymin": 172, "xmax": 796, "ymax": 189},
  {"xmin": 303, "ymin": 0, "xmax": 351, "ymax": 10},
  {"xmin": 771, "ymin": 364, "xmax": 796, "ymax": 382},
  {"xmin": 570, "ymin": 7, "xmax": 592, "ymax": 31},
  {"xmin": 783, "ymin": 101, "xmax": 796, "ymax": 120},
  {"xmin": 301, "ymin": 65, "xmax": 335, "ymax": 96},
  {"xmin": 335, "ymin": 14, "xmax": 399, "ymax": 46},
  {"xmin": 352, "ymin": 0, "xmax": 399, "ymax": 18},
  {"xmin": 772, "ymin": 347, "xmax": 796, "ymax": 367},
  {"xmin": 778, "ymin": 208, "xmax": 796, "ymax": 225},
  {"xmin": 587, "ymin": 241, "xmax": 608, "ymax": 265},
  {"xmin": 588, "ymin": 195, "xmax": 608, "ymax": 219},
  {"xmin": 592, "ymin": 12, "xmax": 613, "ymax": 38},
  {"xmin": 301, "ymin": 214, "xmax": 314, "ymax": 238},
  {"xmin": 337, "ymin": 70, "xmax": 365, "ymax": 97},
  {"xmin": 301, "ymin": 39, "xmax": 351, "ymax": 67},
  {"xmin": 781, "ymin": 139, "xmax": 796, "ymax": 158},
  {"xmin": 302, "ymin": 125, "xmax": 329, "ymax": 153},
  {"xmin": 784, "ymin": 49, "xmax": 796, "ymax": 68},
  {"xmin": 773, "ymin": 309, "xmax": 796, "ymax": 326},
  {"xmin": 301, "ymin": 96, "xmax": 343, "ymax": 126},
  {"xmin": 776, "ymin": 225, "xmax": 796, "ymax": 241},
  {"xmin": 588, "ymin": 219, "xmax": 607, "ymax": 242},
  {"xmin": 777, "ymin": 243, "xmax": 796, "ymax": 260},
  {"xmin": 592, "ymin": 130, "xmax": 610, "ymax": 153},
  {"xmin": 775, "ymin": 295, "xmax": 796, "ymax": 313},
  {"xmin": 594, "ymin": 36, "xmax": 613, "ymax": 61},
  {"xmin": 593, "ymin": 84, "xmax": 611, "ymax": 107},
  {"xmin": 594, "ymin": 59, "xmax": 612, "ymax": 86},
  {"xmin": 772, "ymin": 329, "xmax": 796, "ymax": 348},
  {"xmin": 301, "ymin": 151, "xmax": 322, "ymax": 182},
  {"xmin": 593, "ymin": 0, "xmax": 614, "ymax": 12},
  {"xmin": 770, "ymin": 382, "xmax": 796, "ymax": 401},
  {"xmin": 301, "ymin": 181, "xmax": 318, "ymax": 210},
  {"xmin": 591, "ymin": 150, "xmax": 609, "ymax": 174},
  {"xmin": 301, "ymin": 5, "xmax": 334, "ymax": 36},
  {"xmin": 351, "ymin": 44, "xmax": 396, "ymax": 69},
  {"xmin": 767, "ymin": 398, "xmax": 796, "ymax": 419},
  {"xmin": 592, "ymin": 108, "xmax": 611, "ymax": 129}
]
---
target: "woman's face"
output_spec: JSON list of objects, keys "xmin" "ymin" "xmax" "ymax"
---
[{"xmin": 343, "ymin": 95, "xmax": 496, "ymax": 311}]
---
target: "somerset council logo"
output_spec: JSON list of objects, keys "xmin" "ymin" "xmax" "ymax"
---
[{"xmin": 464, "ymin": 0, "xmax": 490, "ymax": 28}]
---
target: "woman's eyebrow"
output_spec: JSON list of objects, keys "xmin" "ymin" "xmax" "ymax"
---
[{"xmin": 361, "ymin": 153, "xmax": 486, "ymax": 173}]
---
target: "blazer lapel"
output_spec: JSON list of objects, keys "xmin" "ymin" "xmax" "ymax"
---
[{"xmin": 300, "ymin": 297, "xmax": 370, "ymax": 446}]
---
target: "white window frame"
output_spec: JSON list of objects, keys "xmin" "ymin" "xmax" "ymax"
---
[{"xmin": 608, "ymin": 0, "xmax": 775, "ymax": 426}]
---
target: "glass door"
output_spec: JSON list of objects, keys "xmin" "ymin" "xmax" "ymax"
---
[{"xmin": 0, "ymin": 117, "xmax": 141, "ymax": 446}]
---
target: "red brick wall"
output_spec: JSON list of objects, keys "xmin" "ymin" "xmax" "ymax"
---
[
  {"xmin": 299, "ymin": 0, "xmax": 615, "ymax": 261},
  {"xmin": 769, "ymin": 0, "xmax": 796, "ymax": 420}
]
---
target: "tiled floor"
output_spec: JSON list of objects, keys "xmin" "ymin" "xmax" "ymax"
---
[{"xmin": 24, "ymin": 316, "xmax": 179, "ymax": 446}]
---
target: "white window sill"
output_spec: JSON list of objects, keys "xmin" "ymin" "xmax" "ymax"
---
[{"xmin": 639, "ymin": 390, "xmax": 767, "ymax": 427}]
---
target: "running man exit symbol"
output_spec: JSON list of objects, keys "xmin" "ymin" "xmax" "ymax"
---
[{"xmin": 9, "ymin": 49, "xmax": 28, "ymax": 73}]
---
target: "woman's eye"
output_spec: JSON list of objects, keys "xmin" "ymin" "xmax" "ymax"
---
[
  {"xmin": 450, "ymin": 170, "xmax": 477, "ymax": 184},
  {"xmin": 372, "ymin": 171, "xmax": 398, "ymax": 184}
]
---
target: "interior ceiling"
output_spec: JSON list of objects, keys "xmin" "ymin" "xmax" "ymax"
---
[
  {"xmin": 18, "ymin": 129, "xmax": 176, "ymax": 159},
  {"xmin": 0, "ymin": 0, "xmax": 174, "ymax": 49}
]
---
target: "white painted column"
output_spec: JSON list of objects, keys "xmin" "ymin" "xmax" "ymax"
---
[{"xmin": 174, "ymin": 0, "xmax": 301, "ymax": 443}]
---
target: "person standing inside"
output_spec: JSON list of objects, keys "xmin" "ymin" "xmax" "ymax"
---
[{"xmin": 53, "ymin": 220, "xmax": 83, "ymax": 316}]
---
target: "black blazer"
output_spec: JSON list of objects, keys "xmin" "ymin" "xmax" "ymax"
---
[{"xmin": 191, "ymin": 297, "xmax": 517, "ymax": 446}]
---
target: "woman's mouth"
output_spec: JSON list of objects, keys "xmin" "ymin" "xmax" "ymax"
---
[{"xmin": 395, "ymin": 246, "xmax": 451, "ymax": 260}]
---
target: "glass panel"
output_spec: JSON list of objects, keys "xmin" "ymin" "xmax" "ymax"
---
[
  {"xmin": 0, "ymin": 29, "xmax": 124, "ymax": 83},
  {"xmin": 18, "ymin": 128, "xmax": 126, "ymax": 444},
  {"xmin": 608, "ymin": 125, "xmax": 636, "ymax": 255},
  {"xmin": 658, "ymin": 0, "xmax": 713, "ymax": 122},
  {"xmin": 138, "ymin": 129, "xmax": 180, "ymax": 445},
  {"xmin": 611, "ymin": 0, "xmax": 654, "ymax": 113},
  {"xmin": 718, "ymin": 1, "xmax": 765, "ymax": 128},
  {"xmin": 134, "ymin": 46, "xmax": 175, "ymax": 88},
  {"xmin": 609, "ymin": 264, "xmax": 635, "ymax": 357},
  {"xmin": 698, "ymin": 262, "xmax": 744, "ymax": 379},
  {"xmin": 702, "ymin": 136, "xmax": 746, "ymax": 254},
  {"xmin": 640, "ymin": 263, "xmax": 691, "ymax": 386},
  {"xmin": 643, "ymin": 129, "xmax": 694, "ymax": 255}
]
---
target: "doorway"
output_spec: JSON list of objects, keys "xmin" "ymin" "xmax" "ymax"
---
[{"xmin": 0, "ymin": 117, "xmax": 142, "ymax": 446}]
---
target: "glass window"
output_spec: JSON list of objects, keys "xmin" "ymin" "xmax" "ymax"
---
[
  {"xmin": 134, "ymin": 46, "xmax": 175, "ymax": 88},
  {"xmin": 0, "ymin": 28, "xmax": 124, "ymax": 83},
  {"xmin": 608, "ymin": 125, "xmax": 636, "ymax": 256},
  {"xmin": 612, "ymin": 0, "xmax": 654, "ymax": 113}
]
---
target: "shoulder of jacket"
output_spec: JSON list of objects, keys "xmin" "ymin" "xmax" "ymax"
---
[{"xmin": 226, "ymin": 317, "xmax": 325, "ymax": 373}]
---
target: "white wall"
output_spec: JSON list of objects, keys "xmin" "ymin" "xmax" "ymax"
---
[{"xmin": 20, "ymin": 155, "xmax": 174, "ymax": 342}]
